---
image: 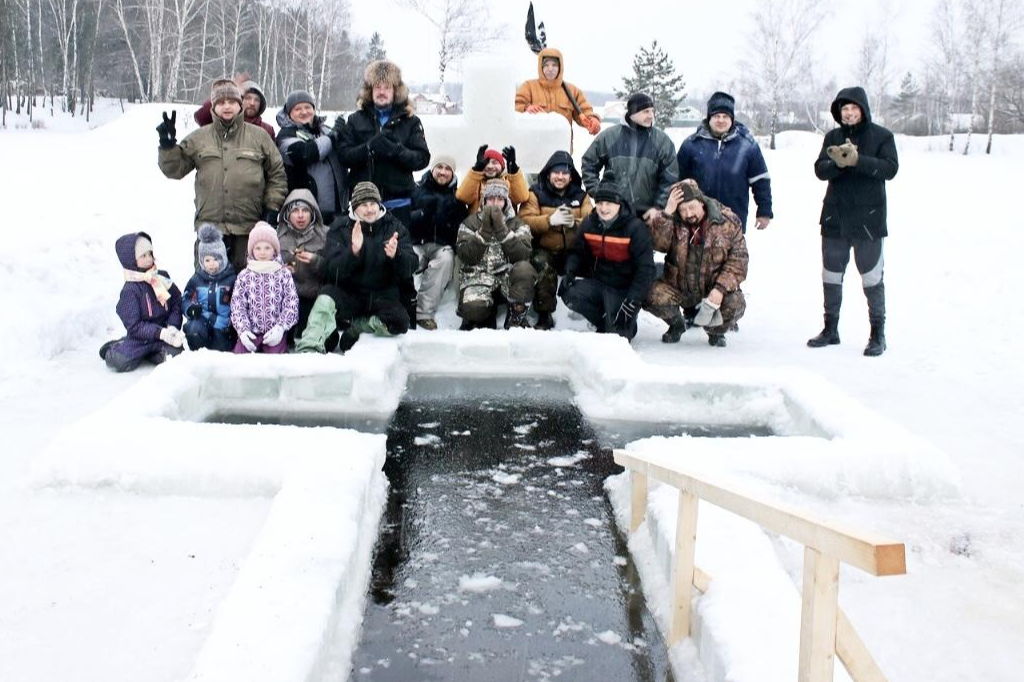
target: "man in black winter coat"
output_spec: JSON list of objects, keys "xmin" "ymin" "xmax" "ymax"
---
[
  {"xmin": 808, "ymin": 86, "xmax": 898, "ymax": 357},
  {"xmin": 335, "ymin": 59, "xmax": 430, "ymax": 323},
  {"xmin": 408, "ymin": 156, "xmax": 468, "ymax": 329},
  {"xmin": 558, "ymin": 173, "xmax": 655, "ymax": 342},
  {"xmin": 294, "ymin": 182, "xmax": 418, "ymax": 354}
]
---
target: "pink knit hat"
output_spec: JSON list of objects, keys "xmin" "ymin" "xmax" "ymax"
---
[{"xmin": 247, "ymin": 221, "xmax": 280, "ymax": 258}]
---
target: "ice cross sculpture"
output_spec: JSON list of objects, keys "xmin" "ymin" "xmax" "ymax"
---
[{"xmin": 420, "ymin": 57, "xmax": 590, "ymax": 180}]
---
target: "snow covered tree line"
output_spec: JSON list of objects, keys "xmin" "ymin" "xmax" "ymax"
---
[{"xmin": 0, "ymin": 0, "xmax": 374, "ymax": 120}]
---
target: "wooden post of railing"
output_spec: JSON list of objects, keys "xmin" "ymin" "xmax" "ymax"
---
[
  {"xmin": 798, "ymin": 546, "xmax": 840, "ymax": 682},
  {"xmin": 630, "ymin": 467, "xmax": 648, "ymax": 532},
  {"xmin": 670, "ymin": 490, "xmax": 699, "ymax": 644}
]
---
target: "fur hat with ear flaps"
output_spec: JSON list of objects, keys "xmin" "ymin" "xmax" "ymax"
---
[{"xmin": 357, "ymin": 60, "xmax": 412, "ymax": 114}]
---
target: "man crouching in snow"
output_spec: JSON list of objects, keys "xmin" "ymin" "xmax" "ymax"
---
[
  {"xmin": 456, "ymin": 179, "xmax": 536, "ymax": 330},
  {"xmin": 295, "ymin": 182, "xmax": 417, "ymax": 354},
  {"xmin": 644, "ymin": 181, "xmax": 747, "ymax": 348},
  {"xmin": 99, "ymin": 232, "xmax": 185, "ymax": 372}
]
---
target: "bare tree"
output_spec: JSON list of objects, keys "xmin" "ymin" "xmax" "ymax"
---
[
  {"xmin": 741, "ymin": 0, "xmax": 832, "ymax": 149},
  {"xmin": 980, "ymin": 0, "xmax": 1023, "ymax": 152},
  {"xmin": 397, "ymin": 0, "xmax": 505, "ymax": 94},
  {"xmin": 926, "ymin": 0, "xmax": 963, "ymax": 149}
]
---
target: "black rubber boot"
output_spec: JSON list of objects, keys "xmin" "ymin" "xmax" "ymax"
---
[
  {"xmin": 707, "ymin": 333, "xmax": 727, "ymax": 347},
  {"xmin": 863, "ymin": 323, "xmax": 886, "ymax": 357},
  {"xmin": 504, "ymin": 303, "xmax": 532, "ymax": 329},
  {"xmin": 98, "ymin": 338, "xmax": 122, "ymax": 360},
  {"xmin": 534, "ymin": 312, "xmax": 555, "ymax": 330},
  {"xmin": 807, "ymin": 315, "xmax": 840, "ymax": 348},
  {"xmin": 337, "ymin": 327, "xmax": 361, "ymax": 353},
  {"xmin": 661, "ymin": 313, "xmax": 687, "ymax": 343}
]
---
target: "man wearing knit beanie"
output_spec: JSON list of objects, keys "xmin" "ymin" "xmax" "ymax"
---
[
  {"xmin": 455, "ymin": 179, "xmax": 536, "ymax": 330},
  {"xmin": 158, "ymin": 77, "xmax": 287, "ymax": 273},
  {"xmin": 194, "ymin": 73, "xmax": 276, "ymax": 140},
  {"xmin": 582, "ymin": 91, "xmax": 678, "ymax": 228},
  {"xmin": 457, "ymin": 143, "xmax": 531, "ymax": 214},
  {"xmin": 676, "ymin": 91, "xmax": 773, "ymax": 233},
  {"xmin": 408, "ymin": 156, "xmax": 468, "ymax": 329}
]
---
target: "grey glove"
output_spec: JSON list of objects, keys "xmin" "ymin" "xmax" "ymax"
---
[
  {"xmin": 549, "ymin": 206, "xmax": 574, "ymax": 229},
  {"xmin": 693, "ymin": 298, "xmax": 723, "ymax": 328}
]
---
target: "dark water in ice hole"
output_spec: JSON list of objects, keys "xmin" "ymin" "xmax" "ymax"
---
[{"xmin": 208, "ymin": 377, "xmax": 773, "ymax": 681}]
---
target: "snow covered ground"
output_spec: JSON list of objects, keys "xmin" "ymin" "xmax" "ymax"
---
[{"xmin": 1, "ymin": 105, "xmax": 1022, "ymax": 682}]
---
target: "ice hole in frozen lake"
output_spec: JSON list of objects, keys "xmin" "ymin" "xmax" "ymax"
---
[{"xmin": 209, "ymin": 375, "xmax": 772, "ymax": 681}]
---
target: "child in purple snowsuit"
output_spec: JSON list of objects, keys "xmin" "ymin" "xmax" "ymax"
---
[
  {"xmin": 230, "ymin": 221, "xmax": 299, "ymax": 353},
  {"xmin": 99, "ymin": 232, "xmax": 185, "ymax": 372}
]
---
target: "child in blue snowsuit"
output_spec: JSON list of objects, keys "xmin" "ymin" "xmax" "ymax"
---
[
  {"xmin": 182, "ymin": 224, "xmax": 237, "ymax": 351},
  {"xmin": 99, "ymin": 232, "xmax": 185, "ymax": 372}
]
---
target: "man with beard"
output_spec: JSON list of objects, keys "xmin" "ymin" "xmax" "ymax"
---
[
  {"xmin": 456, "ymin": 145, "xmax": 530, "ymax": 214},
  {"xmin": 408, "ymin": 156, "xmax": 468, "ymax": 329},
  {"xmin": 558, "ymin": 172, "xmax": 654, "ymax": 341},
  {"xmin": 644, "ymin": 181, "xmax": 748, "ymax": 348},
  {"xmin": 581, "ymin": 92, "xmax": 678, "ymax": 227},
  {"xmin": 517, "ymin": 150, "xmax": 592, "ymax": 330},
  {"xmin": 158, "ymin": 78, "xmax": 287, "ymax": 272},
  {"xmin": 808, "ymin": 86, "xmax": 898, "ymax": 357},
  {"xmin": 193, "ymin": 73, "xmax": 276, "ymax": 141}
]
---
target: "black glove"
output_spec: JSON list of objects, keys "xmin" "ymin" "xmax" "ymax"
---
[
  {"xmin": 613, "ymin": 298, "xmax": 641, "ymax": 328},
  {"xmin": 472, "ymin": 144, "xmax": 488, "ymax": 172},
  {"xmin": 287, "ymin": 138, "xmax": 320, "ymax": 166},
  {"xmin": 157, "ymin": 111, "xmax": 177, "ymax": 149},
  {"xmin": 262, "ymin": 209, "xmax": 278, "ymax": 226},
  {"xmin": 502, "ymin": 146, "xmax": 518, "ymax": 175},
  {"xmin": 557, "ymin": 273, "xmax": 576, "ymax": 298},
  {"xmin": 186, "ymin": 304, "xmax": 203, "ymax": 320},
  {"xmin": 369, "ymin": 133, "xmax": 400, "ymax": 158},
  {"xmin": 329, "ymin": 115, "xmax": 347, "ymax": 150}
]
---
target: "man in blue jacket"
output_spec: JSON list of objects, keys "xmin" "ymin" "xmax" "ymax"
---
[{"xmin": 676, "ymin": 92, "xmax": 773, "ymax": 232}]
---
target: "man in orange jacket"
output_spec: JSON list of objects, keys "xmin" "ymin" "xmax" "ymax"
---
[{"xmin": 516, "ymin": 48, "xmax": 602, "ymax": 136}]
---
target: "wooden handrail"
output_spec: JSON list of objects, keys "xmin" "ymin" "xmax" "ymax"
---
[{"xmin": 613, "ymin": 449, "xmax": 905, "ymax": 682}]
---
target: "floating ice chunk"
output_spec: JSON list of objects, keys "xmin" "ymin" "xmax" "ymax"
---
[
  {"xmin": 414, "ymin": 434, "xmax": 442, "ymax": 446},
  {"xmin": 612, "ymin": 556, "xmax": 628, "ymax": 566},
  {"xmin": 404, "ymin": 579, "xmax": 418, "ymax": 588},
  {"xmin": 565, "ymin": 508, "xmax": 580, "ymax": 516},
  {"xmin": 459, "ymin": 573, "xmax": 503, "ymax": 592},
  {"xmin": 418, "ymin": 422, "xmax": 440, "ymax": 428},
  {"xmin": 584, "ymin": 518, "xmax": 603, "ymax": 527},
  {"xmin": 492, "ymin": 471, "xmax": 521, "ymax": 485},
  {"xmin": 597, "ymin": 630, "xmax": 622, "ymax": 645},
  {"xmin": 571, "ymin": 542, "xmax": 589, "ymax": 553},
  {"xmin": 547, "ymin": 451, "xmax": 591, "ymax": 467},
  {"xmin": 493, "ymin": 614, "xmax": 524, "ymax": 628},
  {"xmin": 514, "ymin": 443, "xmax": 537, "ymax": 451},
  {"xmin": 513, "ymin": 422, "xmax": 538, "ymax": 435},
  {"xmin": 450, "ymin": 430, "xmax": 472, "ymax": 436},
  {"xmin": 417, "ymin": 602, "xmax": 439, "ymax": 615}
]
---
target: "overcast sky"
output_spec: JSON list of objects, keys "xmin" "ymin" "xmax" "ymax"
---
[{"xmin": 348, "ymin": 0, "xmax": 930, "ymax": 99}]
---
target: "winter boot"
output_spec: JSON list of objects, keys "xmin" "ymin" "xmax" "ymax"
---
[
  {"xmin": 98, "ymin": 338, "xmax": 122, "ymax": 360},
  {"xmin": 295, "ymin": 295, "xmax": 338, "ymax": 353},
  {"xmin": 417, "ymin": 318, "xmax": 438, "ymax": 331},
  {"xmin": 504, "ymin": 303, "xmax": 532, "ymax": 329},
  {"xmin": 807, "ymin": 315, "xmax": 840, "ymax": 348},
  {"xmin": 661, "ymin": 312, "xmax": 688, "ymax": 343},
  {"xmin": 534, "ymin": 312, "xmax": 555, "ymax": 331},
  {"xmin": 337, "ymin": 327, "xmax": 361, "ymax": 353},
  {"xmin": 707, "ymin": 333, "xmax": 727, "ymax": 348},
  {"xmin": 863, "ymin": 323, "xmax": 886, "ymax": 357}
]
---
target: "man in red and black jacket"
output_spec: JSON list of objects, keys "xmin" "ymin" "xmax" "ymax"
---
[{"xmin": 558, "ymin": 172, "xmax": 655, "ymax": 341}]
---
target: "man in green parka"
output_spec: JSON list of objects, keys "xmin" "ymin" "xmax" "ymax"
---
[{"xmin": 158, "ymin": 78, "xmax": 288, "ymax": 271}]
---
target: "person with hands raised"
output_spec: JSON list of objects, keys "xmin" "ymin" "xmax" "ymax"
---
[
  {"xmin": 456, "ymin": 144, "xmax": 530, "ymax": 214},
  {"xmin": 294, "ymin": 182, "xmax": 417, "ymax": 354}
]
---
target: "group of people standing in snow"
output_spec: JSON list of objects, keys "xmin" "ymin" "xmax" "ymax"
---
[{"xmin": 99, "ymin": 49, "xmax": 897, "ymax": 372}]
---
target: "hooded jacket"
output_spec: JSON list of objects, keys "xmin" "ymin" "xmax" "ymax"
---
[
  {"xmin": 409, "ymin": 169, "xmax": 468, "ymax": 247},
  {"xmin": 277, "ymin": 189, "xmax": 329, "ymax": 299},
  {"xmin": 113, "ymin": 232, "xmax": 184, "ymax": 360},
  {"xmin": 814, "ymin": 86, "xmax": 899, "ymax": 240},
  {"xmin": 514, "ymin": 48, "xmax": 595, "ymax": 128},
  {"xmin": 159, "ymin": 114, "xmax": 288, "ymax": 236},
  {"xmin": 335, "ymin": 96, "xmax": 431, "ymax": 202},
  {"xmin": 193, "ymin": 81, "xmax": 276, "ymax": 141},
  {"xmin": 183, "ymin": 262, "xmax": 236, "ymax": 331},
  {"xmin": 317, "ymin": 210, "xmax": 418, "ymax": 301},
  {"xmin": 677, "ymin": 121, "xmax": 772, "ymax": 230},
  {"xmin": 276, "ymin": 110, "xmax": 349, "ymax": 221},
  {"xmin": 648, "ymin": 191, "xmax": 748, "ymax": 300},
  {"xmin": 518, "ymin": 150, "xmax": 593, "ymax": 253},
  {"xmin": 230, "ymin": 258, "xmax": 300, "ymax": 335},
  {"xmin": 581, "ymin": 118, "xmax": 679, "ymax": 216},
  {"xmin": 566, "ymin": 202, "xmax": 655, "ymax": 303}
]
